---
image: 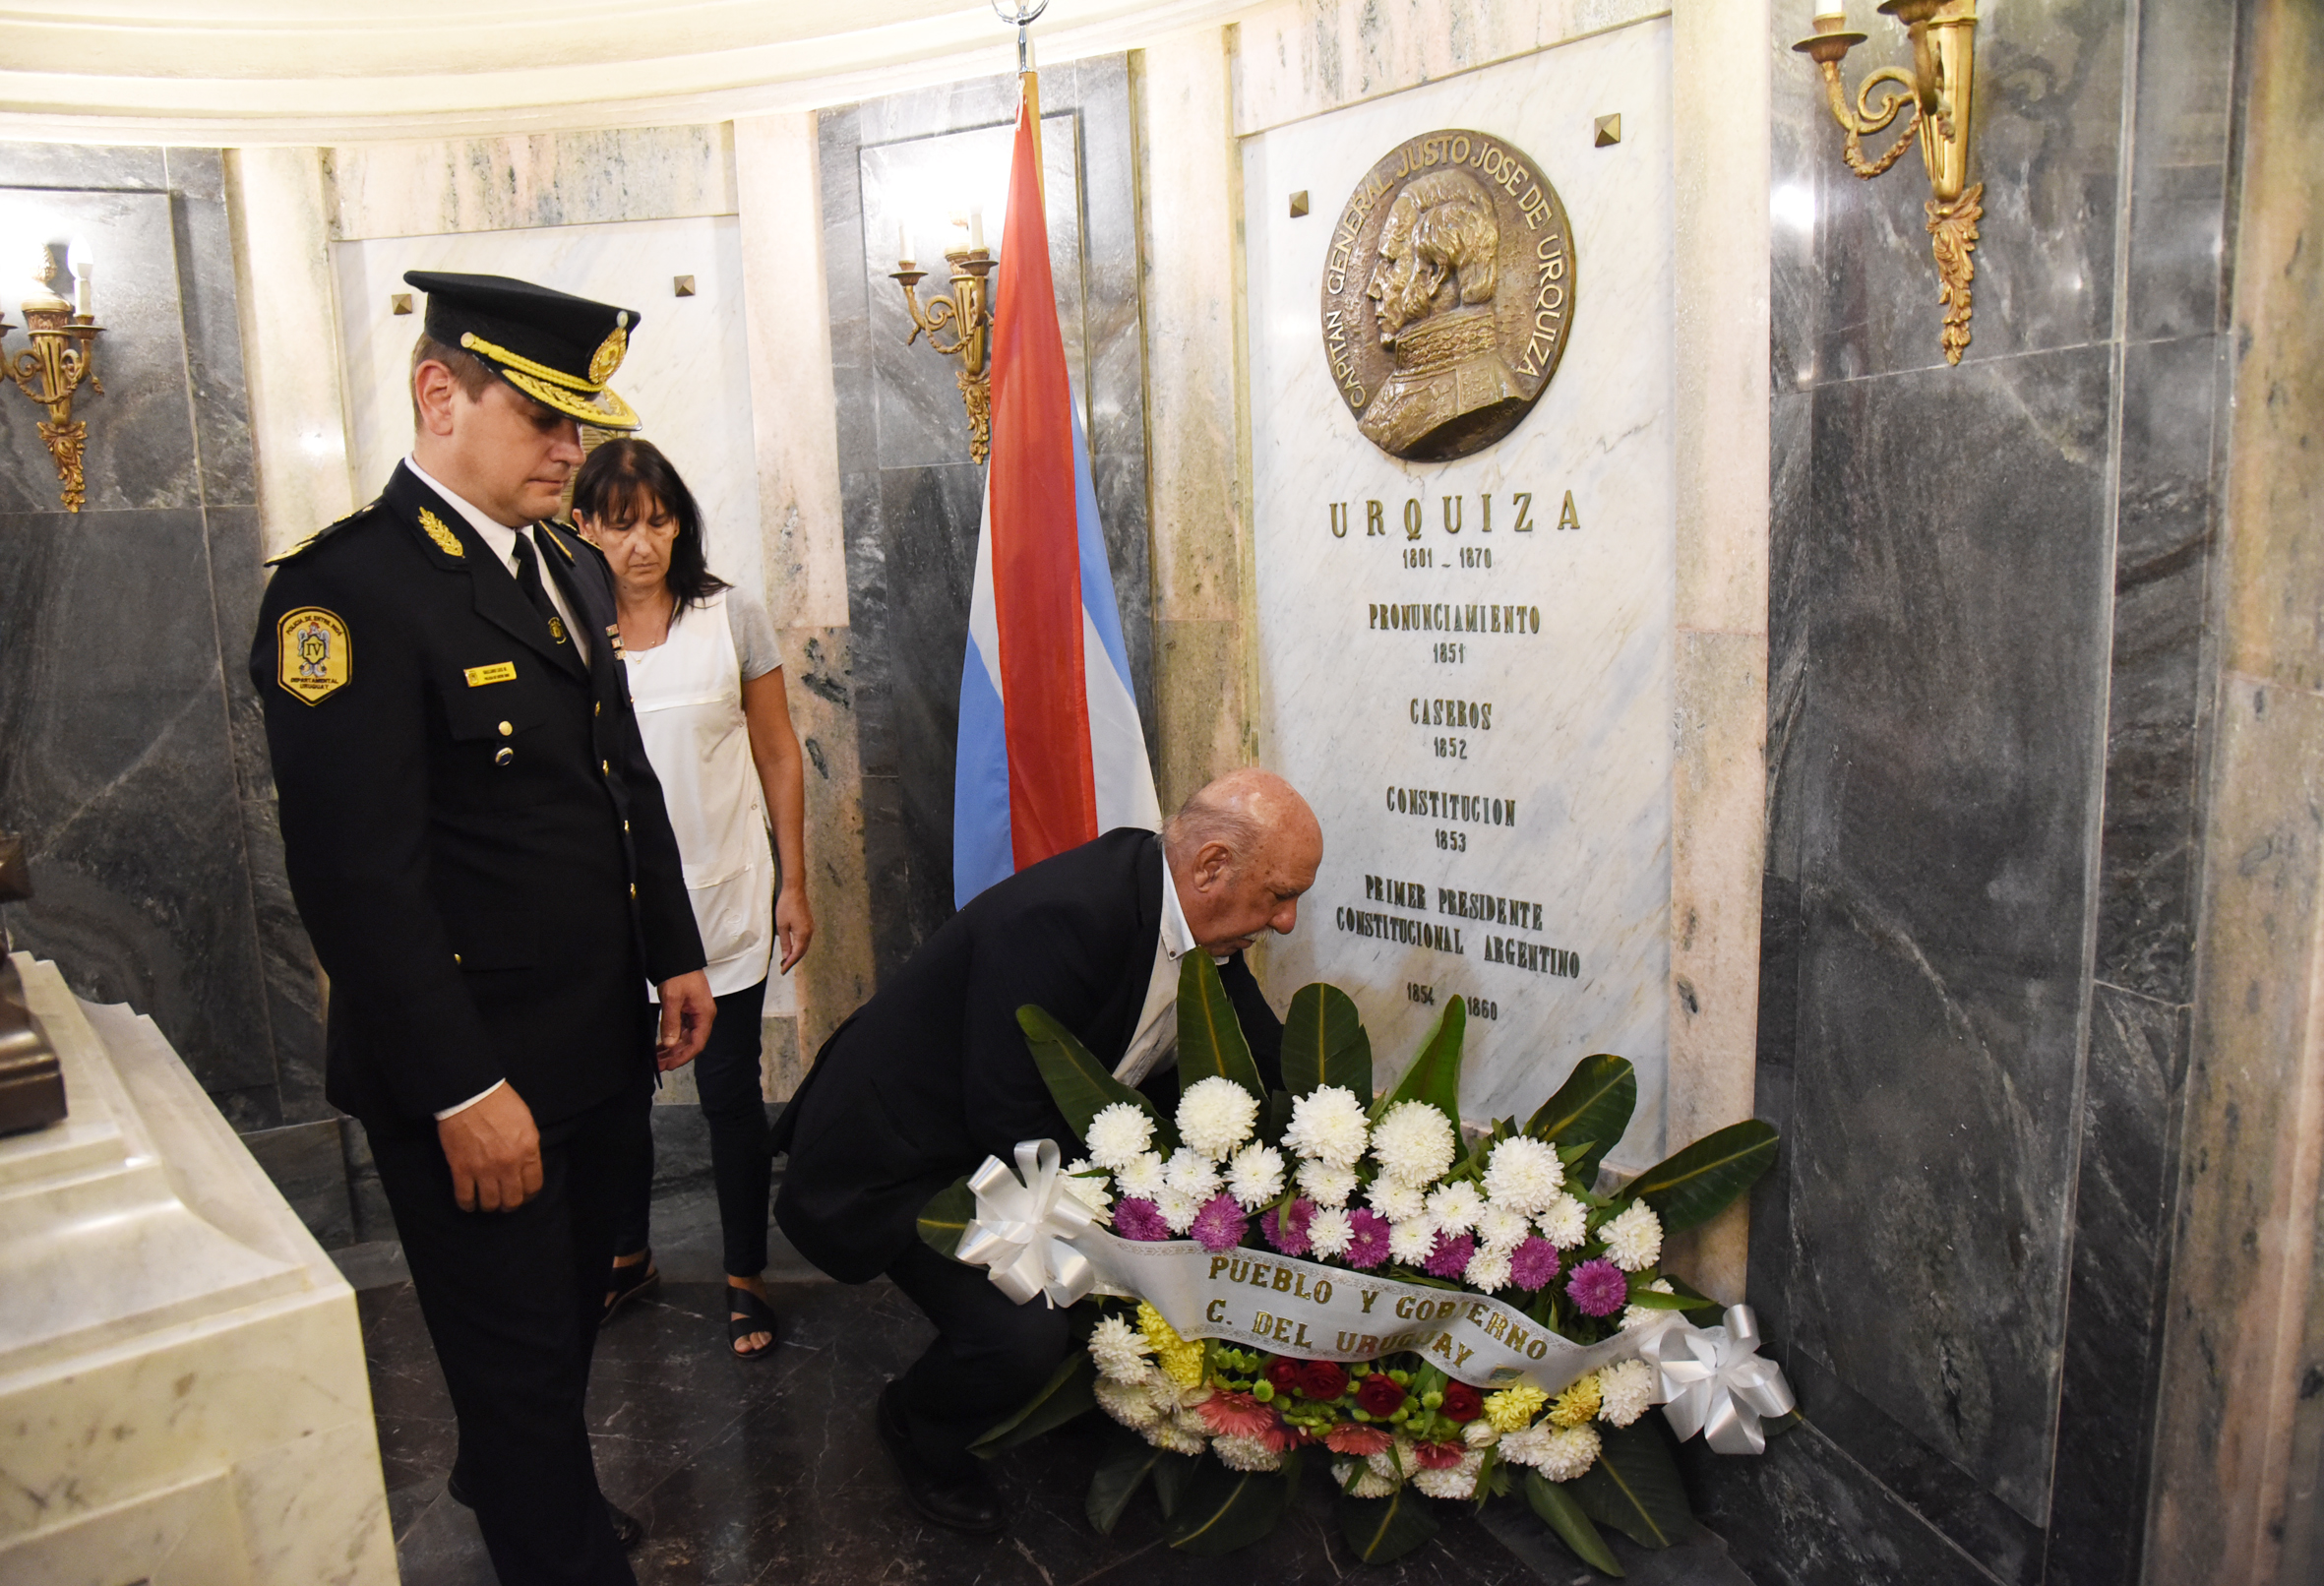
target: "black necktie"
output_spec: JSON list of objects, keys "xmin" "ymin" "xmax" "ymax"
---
[{"xmin": 510, "ymin": 530, "xmax": 568, "ymax": 645}]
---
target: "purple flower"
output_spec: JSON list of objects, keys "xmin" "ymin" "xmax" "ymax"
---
[
  {"xmin": 1192, "ymin": 1192, "xmax": 1250, "ymax": 1253},
  {"xmin": 1425, "ymin": 1231, "xmax": 1477, "ymax": 1279},
  {"xmin": 1566, "ymin": 1257, "xmax": 1628, "ymax": 1316},
  {"xmin": 1509, "ymin": 1236, "xmax": 1562, "ymax": 1292},
  {"xmin": 1342, "ymin": 1208, "xmax": 1392, "ymax": 1270},
  {"xmin": 1261, "ymin": 1197, "xmax": 1316, "ymax": 1256},
  {"xmin": 1113, "ymin": 1197, "xmax": 1171, "ymax": 1242}
]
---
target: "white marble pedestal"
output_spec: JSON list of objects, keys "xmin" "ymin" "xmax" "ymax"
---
[{"xmin": 0, "ymin": 953, "xmax": 397, "ymax": 1585}]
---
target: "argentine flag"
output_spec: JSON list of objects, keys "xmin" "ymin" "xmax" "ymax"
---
[{"xmin": 953, "ymin": 96, "xmax": 1160, "ymax": 908}]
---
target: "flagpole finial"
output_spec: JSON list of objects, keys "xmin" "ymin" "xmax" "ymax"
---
[{"xmin": 991, "ymin": 0, "xmax": 1047, "ymax": 73}]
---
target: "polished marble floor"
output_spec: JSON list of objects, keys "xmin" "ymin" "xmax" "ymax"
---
[{"xmin": 359, "ymin": 1193, "xmax": 1750, "ymax": 1586}]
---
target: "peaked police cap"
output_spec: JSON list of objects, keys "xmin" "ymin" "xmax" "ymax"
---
[{"xmin": 405, "ymin": 271, "xmax": 643, "ymax": 431}]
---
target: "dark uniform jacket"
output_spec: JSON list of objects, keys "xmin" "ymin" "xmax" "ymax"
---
[
  {"xmin": 773, "ymin": 827, "xmax": 1283, "ymax": 1283},
  {"xmin": 252, "ymin": 461, "xmax": 704, "ymax": 1134}
]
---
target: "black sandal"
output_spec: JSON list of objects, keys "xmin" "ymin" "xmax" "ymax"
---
[
  {"xmin": 726, "ymin": 1284, "xmax": 780, "ymax": 1360},
  {"xmin": 604, "ymin": 1251, "xmax": 660, "ymax": 1320}
]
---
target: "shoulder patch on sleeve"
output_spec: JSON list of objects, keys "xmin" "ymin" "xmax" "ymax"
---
[
  {"xmin": 277, "ymin": 607, "xmax": 352, "ymax": 704},
  {"xmin": 266, "ymin": 499, "xmax": 381, "ymax": 567}
]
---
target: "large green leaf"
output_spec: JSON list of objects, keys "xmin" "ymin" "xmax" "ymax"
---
[
  {"xmin": 1626, "ymin": 1120, "xmax": 1781, "ymax": 1234},
  {"xmin": 1085, "ymin": 1425, "xmax": 1164, "ymax": 1535},
  {"xmin": 1526, "ymin": 1470, "xmax": 1624, "ymax": 1576},
  {"xmin": 969, "ymin": 1351, "xmax": 1094, "ymax": 1454},
  {"xmin": 1569, "ymin": 1421, "xmax": 1693, "ymax": 1550},
  {"xmin": 1017, "ymin": 1004, "xmax": 1177, "ymax": 1153},
  {"xmin": 1150, "ymin": 1448, "xmax": 1199, "ymax": 1518},
  {"xmin": 1280, "ymin": 983, "xmax": 1372, "ymax": 1098},
  {"xmin": 1525, "ymin": 1054, "xmax": 1637, "ymax": 1184},
  {"xmin": 1176, "ymin": 951, "xmax": 1267, "ymax": 1100},
  {"xmin": 1376, "ymin": 996, "xmax": 1464, "ymax": 1136},
  {"xmin": 1338, "ymin": 1482, "xmax": 1440, "ymax": 1563},
  {"xmin": 1164, "ymin": 1454, "xmax": 1296, "ymax": 1555},
  {"xmin": 915, "ymin": 1175, "xmax": 975, "ymax": 1259}
]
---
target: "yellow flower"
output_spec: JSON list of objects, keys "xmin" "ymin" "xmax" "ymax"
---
[
  {"xmin": 1136, "ymin": 1302, "xmax": 1183, "ymax": 1353},
  {"xmin": 1485, "ymin": 1385, "xmax": 1548, "ymax": 1434},
  {"xmin": 1159, "ymin": 1340, "xmax": 1207, "ymax": 1388},
  {"xmin": 1550, "ymin": 1374, "xmax": 1603, "ymax": 1429}
]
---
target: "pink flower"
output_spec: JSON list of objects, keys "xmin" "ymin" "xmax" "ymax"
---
[
  {"xmin": 1412, "ymin": 1440, "xmax": 1466, "ymax": 1470},
  {"xmin": 1342, "ymin": 1208, "xmax": 1392, "ymax": 1270},
  {"xmin": 1192, "ymin": 1192, "xmax": 1250, "ymax": 1253},
  {"xmin": 1196, "ymin": 1389, "xmax": 1280, "ymax": 1439},
  {"xmin": 1510, "ymin": 1236, "xmax": 1562, "ymax": 1292},
  {"xmin": 1425, "ymin": 1231, "xmax": 1476, "ymax": 1279},
  {"xmin": 1262, "ymin": 1197, "xmax": 1316, "ymax": 1256},
  {"xmin": 1324, "ymin": 1424, "xmax": 1394, "ymax": 1456},
  {"xmin": 1113, "ymin": 1198, "xmax": 1170, "ymax": 1242},
  {"xmin": 1566, "ymin": 1257, "xmax": 1629, "ymax": 1316},
  {"xmin": 1257, "ymin": 1419, "xmax": 1306, "ymax": 1453}
]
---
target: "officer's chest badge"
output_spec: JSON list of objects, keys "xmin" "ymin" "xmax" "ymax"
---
[
  {"xmin": 417, "ymin": 508, "xmax": 465, "ymax": 559},
  {"xmin": 548, "ymin": 616, "xmax": 568, "ymax": 643},
  {"xmin": 276, "ymin": 607, "xmax": 351, "ymax": 705}
]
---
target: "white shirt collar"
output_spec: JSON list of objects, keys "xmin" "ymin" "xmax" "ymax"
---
[
  {"xmin": 1159, "ymin": 857, "xmax": 1197, "ymax": 962},
  {"xmin": 405, "ymin": 454, "xmax": 527, "ymax": 572}
]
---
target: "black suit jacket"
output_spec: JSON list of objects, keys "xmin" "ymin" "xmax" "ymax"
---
[
  {"xmin": 773, "ymin": 827, "xmax": 1283, "ymax": 1283},
  {"xmin": 251, "ymin": 461, "xmax": 705, "ymax": 1133}
]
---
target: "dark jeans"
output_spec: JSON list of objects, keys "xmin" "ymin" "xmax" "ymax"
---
[
  {"xmin": 371, "ymin": 1071, "xmax": 647, "ymax": 1586},
  {"xmin": 613, "ymin": 978, "xmax": 771, "ymax": 1277},
  {"xmin": 885, "ymin": 1239, "xmax": 1075, "ymax": 1478}
]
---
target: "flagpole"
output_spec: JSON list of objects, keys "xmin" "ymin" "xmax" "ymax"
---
[{"xmin": 1003, "ymin": 0, "xmax": 1046, "ymax": 197}]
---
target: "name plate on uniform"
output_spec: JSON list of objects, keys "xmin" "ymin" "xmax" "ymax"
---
[{"xmin": 464, "ymin": 662, "xmax": 519, "ymax": 687}]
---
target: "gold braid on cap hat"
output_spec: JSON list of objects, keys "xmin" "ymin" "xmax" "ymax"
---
[{"xmin": 459, "ymin": 330, "xmax": 641, "ymax": 430}]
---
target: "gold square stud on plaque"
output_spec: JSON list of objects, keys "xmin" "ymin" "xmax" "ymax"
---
[
  {"xmin": 1593, "ymin": 114, "xmax": 1621, "ymax": 148},
  {"xmin": 1289, "ymin": 191, "xmax": 1311, "ymax": 217},
  {"xmin": 390, "ymin": 292, "xmax": 413, "ymax": 315},
  {"xmin": 673, "ymin": 275, "xmax": 697, "ymax": 297}
]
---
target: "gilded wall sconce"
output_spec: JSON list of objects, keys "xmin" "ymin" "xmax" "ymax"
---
[
  {"xmin": 1796, "ymin": 1, "xmax": 1981, "ymax": 364},
  {"xmin": 890, "ymin": 220, "xmax": 997, "ymax": 463},
  {"xmin": 1, "ymin": 246, "xmax": 103, "ymax": 511}
]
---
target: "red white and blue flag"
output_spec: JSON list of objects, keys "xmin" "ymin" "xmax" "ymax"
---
[{"xmin": 954, "ymin": 97, "xmax": 1160, "ymax": 907}]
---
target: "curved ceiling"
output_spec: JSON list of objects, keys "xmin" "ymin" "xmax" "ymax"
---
[{"xmin": 0, "ymin": 0, "xmax": 1253, "ymax": 144}]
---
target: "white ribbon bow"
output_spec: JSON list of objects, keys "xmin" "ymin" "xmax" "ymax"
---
[
  {"xmin": 1639, "ymin": 1304, "xmax": 1796, "ymax": 1455},
  {"xmin": 953, "ymin": 1139, "xmax": 1101, "ymax": 1309}
]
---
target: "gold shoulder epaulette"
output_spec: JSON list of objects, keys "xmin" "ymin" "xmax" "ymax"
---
[
  {"xmin": 266, "ymin": 499, "xmax": 380, "ymax": 567},
  {"xmin": 540, "ymin": 518, "xmax": 580, "ymax": 561}
]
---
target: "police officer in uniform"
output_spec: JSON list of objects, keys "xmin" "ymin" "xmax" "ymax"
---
[{"xmin": 253, "ymin": 273, "xmax": 715, "ymax": 1586}]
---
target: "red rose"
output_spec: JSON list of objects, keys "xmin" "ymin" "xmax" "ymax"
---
[
  {"xmin": 1355, "ymin": 1373, "xmax": 1408, "ymax": 1416},
  {"xmin": 1440, "ymin": 1381, "xmax": 1484, "ymax": 1423},
  {"xmin": 1264, "ymin": 1358, "xmax": 1304, "ymax": 1395},
  {"xmin": 1300, "ymin": 1361, "xmax": 1351, "ymax": 1400}
]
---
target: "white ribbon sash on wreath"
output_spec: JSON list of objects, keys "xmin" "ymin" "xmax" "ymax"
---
[{"xmin": 953, "ymin": 1141, "xmax": 1795, "ymax": 1439}]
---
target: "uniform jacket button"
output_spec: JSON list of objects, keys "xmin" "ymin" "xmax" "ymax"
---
[
  {"xmin": 495, "ymin": 747, "xmax": 514, "ymax": 767},
  {"xmin": 629, "ymin": 883, "xmax": 638, "ymax": 898},
  {"xmin": 601, "ymin": 759, "xmax": 610, "ymax": 775},
  {"xmin": 498, "ymin": 720, "xmax": 513, "ymax": 737}
]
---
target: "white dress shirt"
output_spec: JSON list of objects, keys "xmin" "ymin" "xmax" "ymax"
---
[
  {"xmin": 1115, "ymin": 862, "xmax": 1200, "ymax": 1087},
  {"xmin": 405, "ymin": 457, "xmax": 589, "ymax": 1121}
]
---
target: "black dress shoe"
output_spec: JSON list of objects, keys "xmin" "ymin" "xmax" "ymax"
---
[
  {"xmin": 876, "ymin": 1380, "xmax": 1006, "ymax": 1534},
  {"xmin": 444, "ymin": 1470, "xmax": 643, "ymax": 1553}
]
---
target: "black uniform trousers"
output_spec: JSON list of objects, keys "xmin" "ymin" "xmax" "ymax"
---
[
  {"xmin": 371, "ymin": 1061, "xmax": 651, "ymax": 1586},
  {"xmin": 885, "ymin": 1240, "xmax": 1074, "ymax": 1478}
]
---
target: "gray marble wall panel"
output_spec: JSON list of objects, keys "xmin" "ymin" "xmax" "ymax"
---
[{"xmin": 823, "ymin": 60, "xmax": 1154, "ymax": 979}]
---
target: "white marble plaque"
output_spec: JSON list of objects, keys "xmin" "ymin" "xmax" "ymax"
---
[
  {"xmin": 333, "ymin": 214, "xmax": 764, "ymax": 601},
  {"xmin": 1245, "ymin": 22, "xmax": 1675, "ymax": 1166}
]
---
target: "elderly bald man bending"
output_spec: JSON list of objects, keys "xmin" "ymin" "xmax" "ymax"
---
[{"xmin": 772, "ymin": 770, "xmax": 1322, "ymax": 1531}]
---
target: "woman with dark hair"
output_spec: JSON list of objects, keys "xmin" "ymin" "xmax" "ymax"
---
[{"xmin": 572, "ymin": 437, "xmax": 813, "ymax": 1359}]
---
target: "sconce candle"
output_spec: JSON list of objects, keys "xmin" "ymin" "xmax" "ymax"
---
[
  {"xmin": 1813, "ymin": 2, "xmax": 1846, "ymax": 18},
  {"xmin": 68, "ymin": 236, "xmax": 92, "ymax": 319},
  {"xmin": 970, "ymin": 206, "xmax": 986, "ymax": 251}
]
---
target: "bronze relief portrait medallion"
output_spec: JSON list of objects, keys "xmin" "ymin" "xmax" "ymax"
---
[{"xmin": 1320, "ymin": 129, "xmax": 1576, "ymax": 462}]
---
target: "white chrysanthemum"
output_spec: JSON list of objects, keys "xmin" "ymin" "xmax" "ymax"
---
[
  {"xmin": 1115, "ymin": 1151, "xmax": 1168, "ymax": 1201},
  {"xmin": 1369, "ymin": 1178, "xmax": 1429, "ymax": 1223},
  {"xmin": 1371, "ymin": 1101, "xmax": 1458, "ymax": 1185},
  {"xmin": 1621, "ymin": 1278, "xmax": 1679, "ymax": 1332},
  {"xmin": 1156, "ymin": 1188, "xmax": 1202, "ymax": 1234},
  {"xmin": 1499, "ymin": 1422, "xmax": 1601, "ymax": 1481},
  {"xmin": 1084, "ymin": 1102, "xmax": 1154, "ymax": 1171},
  {"xmin": 1308, "ymin": 1205, "xmax": 1356, "ymax": 1257},
  {"xmin": 1177, "ymin": 1076, "xmax": 1259, "ymax": 1160},
  {"xmin": 1465, "ymin": 1244, "xmax": 1513, "ymax": 1292},
  {"xmin": 1426, "ymin": 1180, "xmax": 1485, "ymax": 1235},
  {"xmin": 1366, "ymin": 1441, "xmax": 1422, "ymax": 1481},
  {"xmin": 1064, "ymin": 1159, "xmax": 1114, "ymax": 1218},
  {"xmin": 1341, "ymin": 1464, "xmax": 1397, "ymax": 1498},
  {"xmin": 1164, "ymin": 1146, "xmax": 1221, "ymax": 1200},
  {"xmin": 1211, "ymin": 1434, "xmax": 1284, "ymax": 1472},
  {"xmin": 1463, "ymin": 1419, "xmax": 1500, "ymax": 1449},
  {"xmin": 1145, "ymin": 1422, "xmax": 1208, "ymax": 1455},
  {"xmin": 1602, "ymin": 1201, "xmax": 1665, "ymax": 1271},
  {"xmin": 1094, "ymin": 1375, "xmax": 1163, "ymax": 1428},
  {"xmin": 1481, "ymin": 1135, "xmax": 1565, "ymax": 1213},
  {"xmin": 1597, "ymin": 1359, "xmax": 1656, "ymax": 1428},
  {"xmin": 1297, "ymin": 1157, "xmax": 1359, "ymax": 1207},
  {"xmin": 1087, "ymin": 1315, "xmax": 1150, "ymax": 1382},
  {"xmin": 1412, "ymin": 1449, "xmax": 1486, "ymax": 1499},
  {"xmin": 1284, "ymin": 1085, "xmax": 1371, "ymax": 1167},
  {"xmin": 1226, "ymin": 1141, "xmax": 1287, "ymax": 1208},
  {"xmin": 1171, "ymin": 1405, "xmax": 1212, "ymax": 1437},
  {"xmin": 1388, "ymin": 1219, "xmax": 1437, "ymax": 1265},
  {"xmin": 1536, "ymin": 1192, "xmax": 1590, "ymax": 1250},
  {"xmin": 1477, "ymin": 1203, "xmax": 1532, "ymax": 1251}
]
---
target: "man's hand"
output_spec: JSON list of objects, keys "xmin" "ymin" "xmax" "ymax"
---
[
  {"xmin": 655, "ymin": 970, "xmax": 716, "ymax": 1071},
  {"xmin": 438, "ymin": 1083, "xmax": 543, "ymax": 1213}
]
